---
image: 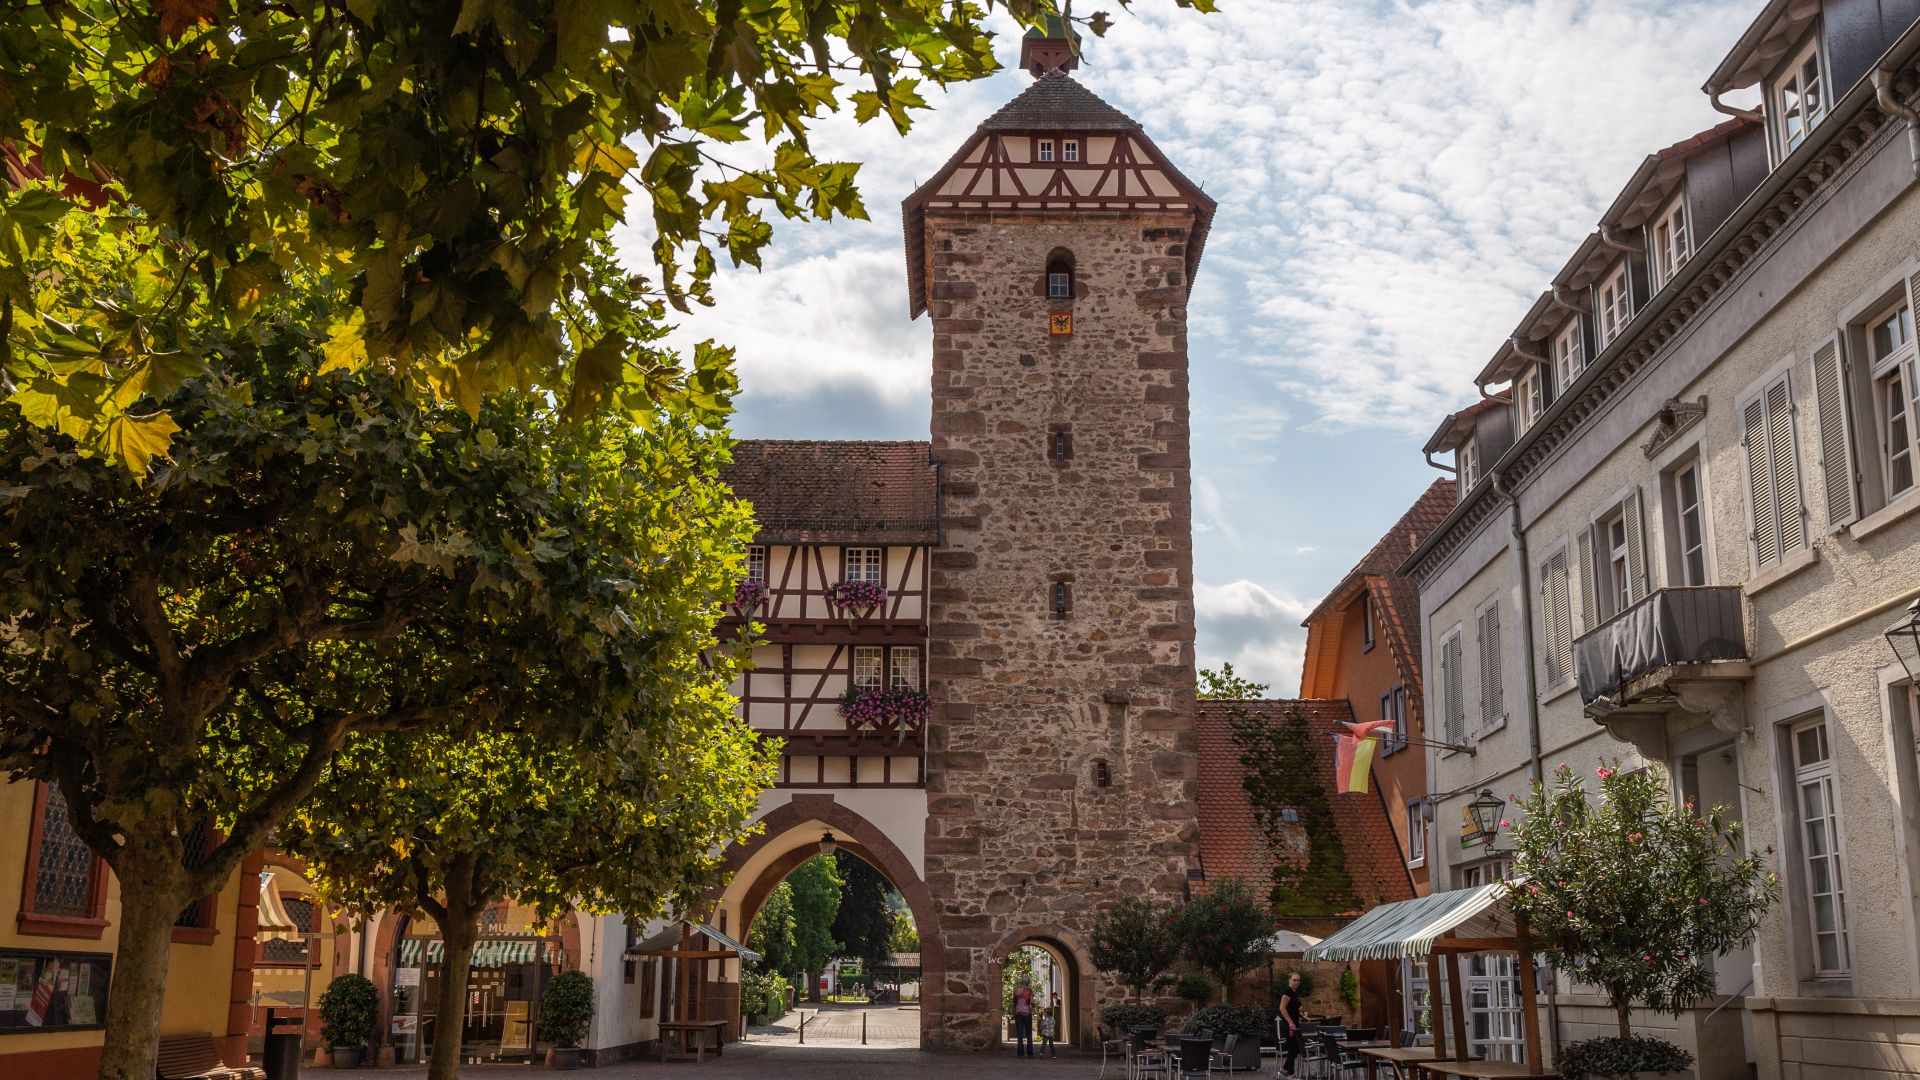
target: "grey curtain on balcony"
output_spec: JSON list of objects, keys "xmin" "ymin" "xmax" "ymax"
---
[{"xmin": 1576, "ymin": 588, "xmax": 1746, "ymax": 705}]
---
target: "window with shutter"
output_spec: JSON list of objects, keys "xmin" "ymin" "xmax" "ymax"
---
[
  {"xmin": 1477, "ymin": 600, "xmax": 1503, "ymax": 731},
  {"xmin": 1441, "ymin": 631, "xmax": 1466, "ymax": 746},
  {"xmin": 1864, "ymin": 286, "xmax": 1917, "ymax": 506},
  {"xmin": 1575, "ymin": 529, "xmax": 1597, "ymax": 632},
  {"xmin": 1540, "ymin": 550, "xmax": 1574, "ymax": 686},
  {"xmin": 1744, "ymin": 373, "xmax": 1805, "ymax": 570},
  {"xmin": 1623, "ymin": 488, "xmax": 1648, "ymax": 602},
  {"xmin": 1810, "ymin": 336, "xmax": 1858, "ymax": 527}
]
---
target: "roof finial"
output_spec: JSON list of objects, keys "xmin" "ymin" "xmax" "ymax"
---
[{"xmin": 1019, "ymin": 13, "xmax": 1080, "ymax": 78}]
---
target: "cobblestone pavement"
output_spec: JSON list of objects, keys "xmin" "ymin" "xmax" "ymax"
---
[{"xmin": 747, "ymin": 1003, "xmax": 923, "ymax": 1047}]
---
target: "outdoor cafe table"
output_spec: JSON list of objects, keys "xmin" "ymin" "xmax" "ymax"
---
[
  {"xmin": 1357, "ymin": 1045, "xmax": 1443, "ymax": 1080},
  {"xmin": 1412, "ymin": 1059, "xmax": 1558, "ymax": 1080}
]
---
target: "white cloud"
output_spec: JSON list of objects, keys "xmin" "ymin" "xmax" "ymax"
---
[{"xmin": 1195, "ymin": 579, "xmax": 1315, "ymax": 695}]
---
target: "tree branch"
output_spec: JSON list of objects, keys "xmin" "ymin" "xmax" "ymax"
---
[{"xmin": 190, "ymin": 712, "xmax": 349, "ymax": 896}]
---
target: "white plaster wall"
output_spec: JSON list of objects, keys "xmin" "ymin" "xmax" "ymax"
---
[{"xmin": 1414, "ymin": 95, "xmax": 1920, "ymax": 1035}]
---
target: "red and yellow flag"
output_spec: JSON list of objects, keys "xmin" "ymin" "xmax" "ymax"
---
[{"xmin": 1334, "ymin": 719, "xmax": 1396, "ymax": 794}]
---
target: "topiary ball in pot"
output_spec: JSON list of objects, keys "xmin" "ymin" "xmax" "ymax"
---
[
  {"xmin": 538, "ymin": 971, "xmax": 596, "ymax": 1070},
  {"xmin": 318, "ymin": 973, "xmax": 379, "ymax": 1068},
  {"xmin": 1174, "ymin": 973, "xmax": 1217, "ymax": 1009}
]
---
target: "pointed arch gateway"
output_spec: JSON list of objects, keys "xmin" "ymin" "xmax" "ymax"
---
[
  {"xmin": 710, "ymin": 794, "xmax": 943, "ymax": 1045},
  {"xmin": 988, "ymin": 924, "xmax": 1093, "ymax": 1051}
]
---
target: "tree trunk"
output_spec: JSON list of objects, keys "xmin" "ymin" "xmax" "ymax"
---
[
  {"xmin": 1613, "ymin": 993, "xmax": 1633, "ymax": 1040},
  {"xmin": 97, "ymin": 827, "xmax": 189, "ymax": 1080},
  {"xmin": 427, "ymin": 914, "xmax": 479, "ymax": 1080}
]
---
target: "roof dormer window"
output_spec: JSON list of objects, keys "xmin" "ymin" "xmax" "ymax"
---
[
  {"xmin": 1649, "ymin": 194, "xmax": 1690, "ymax": 292},
  {"xmin": 1459, "ymin": 438, "xmax": 1480, "ymax": 496},
  {"xmin": 1596, "ymin": 263, "xmax": 1632, "ymax": 349},
  {"xmin": 1516, "ymin": 366, "xmax": 1546, "ymax": 433},
  {"xmin": 1772, "ymin": 36, "xmax": 1827, "ymax": 157},
  {"xmin": 1553, "ymin": 319, "xmax": 1585, "ymax": 393},
  {"xmin": 1037, "ymin": 139, "xmax": 1055, "ymax": 163}
]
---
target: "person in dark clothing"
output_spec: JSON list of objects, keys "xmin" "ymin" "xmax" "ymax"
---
[
  {"xmin": 1012, "ymin": 978, "xmax": 1035, "ymax": 1058},
  {"xmin": 1278, "ymin": 972, "xmax": 1307, "ymax": 1078}
]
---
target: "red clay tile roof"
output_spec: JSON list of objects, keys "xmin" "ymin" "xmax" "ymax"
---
[
  {"xmin": 1299, "ymin": 479, "xmax": 1456, "ymax": 701},
  {"xmin": 722, "ymin": 440, "xmax": 938, "ymax": 544},
  {"xmin": 1195, "ymin": 700, "xmax": 1415, "ymax": 917}
]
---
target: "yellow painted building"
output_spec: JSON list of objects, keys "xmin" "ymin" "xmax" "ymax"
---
[{"xmin": 0, "ymin": 777, "xmax": 261, "ymax": 1078}]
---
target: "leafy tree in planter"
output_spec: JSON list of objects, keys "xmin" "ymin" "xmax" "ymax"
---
[
  {"xmin": 538, "ymin": 972, "xmax": 596, "ymax": 1050},
  {"xmin": 318, "ymin": 973, "xmax": 379, "ymax": 1054},
  {"xmin": 1505, "ymin": 763, "xmax": 1777, "ymax": 1050},
  {"xmin": 1176, "ymin": 878, "xmax": 1273, "ymax": 1003},
  {"xmin": 1092, "ymin": 896, "xmax": 1181, "ymax": 1003},
  {"xmin": 0, "ymin": 330, "xmax": 756, "ymax": 1080}
]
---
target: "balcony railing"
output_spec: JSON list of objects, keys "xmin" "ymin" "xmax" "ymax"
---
[{"xmin": 1574, "ymin": 586, "xmax": 1748, "ymax": 707}]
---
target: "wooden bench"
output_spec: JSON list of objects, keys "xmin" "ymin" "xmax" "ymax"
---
[{"xmin": 156, "ymin": 1033, "xmax": 266, "ymax": 1080}]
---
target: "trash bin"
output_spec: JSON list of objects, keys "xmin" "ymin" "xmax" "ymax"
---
[{"xmin": 262, "ymin": 1008, "xmax": 304, "ymax": 1080}]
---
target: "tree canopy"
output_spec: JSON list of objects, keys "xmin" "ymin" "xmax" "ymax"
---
[
  {"xmin": 748, "ymin": 879, "xmax": 799, "ymax": 978},
  {"xmin": 785, "ymin": 853, "xmax": 843, "ymax": 995},
  {"xmin": 0, "ymin": 295, "xmax": 759, "ymax": 1079},
  {"xmin": 0, "ymin": 0, "xmax": 1212, "ymax": 471},
  {"xmin": 830, "ymin": 850, "xmax": 895, "ymax": 974},
  {"xmin": 1198, "ymin": 662, "xmax": 1268, "ymax": 700},
  {"xmin": 286, "ymin": 722, "xmax": 772, "ymax": 1080},
  {"xmin": 1505, "ymin": 762, "xmax": 1777, "ymax": 1041},
  {"xmin": 1091, "ymin": 896, "xmax": 1180, "ymax": 1003},
  {"xmin": 1176, "ymin": 877, "xmax": 1272, "ymax": 1003}
]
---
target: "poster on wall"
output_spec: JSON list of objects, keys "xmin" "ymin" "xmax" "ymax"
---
[{"xmin": 0, "ymin": 949, "xmax": 111, "ymax": 1034}]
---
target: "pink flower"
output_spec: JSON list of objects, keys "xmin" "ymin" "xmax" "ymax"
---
[
  {"xmin": 1566, "ymin": 911, "xmax": 1576, "ymax": 918},
  {"xmin": 1499, "ymin": 819, "xmax": 1511, "ymax": 829},
  {"xmin": 1698, "ymin": 898, "xmax": 1708, "ymax": 905},
  {"xmin": 1629, "ymin": 832, "xmax": 1643, "ymax": 841},
  {"xmin": 1596, "ymin": 766, "xmax": 1615, "ymax": 780},
  {"xmin": 1642, "ymin": 954, "xmax": 1651, "ymax": 962}
]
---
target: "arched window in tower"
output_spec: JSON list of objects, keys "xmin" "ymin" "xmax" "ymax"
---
[{"xmin": 1046, "ymin": 252, "xmax": 1074, "ymax": 301}]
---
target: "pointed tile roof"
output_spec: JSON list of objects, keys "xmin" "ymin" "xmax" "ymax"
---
[{"xmin": 978, "ymin": 71, "xmax": 1142, "ymax": 132}]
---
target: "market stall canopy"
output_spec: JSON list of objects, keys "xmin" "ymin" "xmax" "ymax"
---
[
  {"xmin": 626, "ymin": 922, "xmax": 762, "ymax": 964},
  {"xmin": 1264, "ymin": 928, "xmax": 1323, "ymax": 955},
  {"xmin": 1302, "ymin": 882, "xmax": 1516, "ymax": 962},
  {"xmin": 256, "ymin": 872, "xmax": 300, "ymax": 941}
]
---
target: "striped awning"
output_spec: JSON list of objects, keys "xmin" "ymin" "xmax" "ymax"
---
[
  {"xmin": 1302, "ymin": 882, "xmax": 1517, "ymax": 962},
  {"xmin": 256, "ymin": 873, "xmax": 300, "ymax": 941},
  {"xmin": 398, "ymin": 938, "xmax": 553, "ymax": 969}
]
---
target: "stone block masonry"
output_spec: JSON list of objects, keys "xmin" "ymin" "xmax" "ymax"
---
[{"xmin": 924, "ymin": 208, "xmax": 1203, "ymax": 1050}]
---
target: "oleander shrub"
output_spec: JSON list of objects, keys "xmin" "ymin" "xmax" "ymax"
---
[{"xmin": 1555, "ymin": 1035, "xmax": 1694, "ymax": 1080}]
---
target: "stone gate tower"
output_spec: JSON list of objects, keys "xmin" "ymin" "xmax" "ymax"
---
[{"xmin": 904, "ymin": 26, "xmax": 1216, "ymax": 1050}]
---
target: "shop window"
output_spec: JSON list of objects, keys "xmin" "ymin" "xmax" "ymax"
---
[{"xmin": 18, "ymin": 781, "xmax": 108, "ymax": 938}]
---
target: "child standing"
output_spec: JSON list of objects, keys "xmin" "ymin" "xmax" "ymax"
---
[{"xmin": 1039, "ymin": 1006, "xmax": 1057, "ymax": 1058}]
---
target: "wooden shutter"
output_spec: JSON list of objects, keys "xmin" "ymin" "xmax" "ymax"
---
[
  {"xmin": 1767, "ymin": 376, "xmax": 1805, "ymax": 557},
  {"xmin": 1442, "ymin": 633, "xmax": 1465, "ymax": 745},
  {"xmin": 1745, "ymin": 394, "xmax": 1779, "ymax": 568},
  {"xmin": 1810, "ymin": 336, "xmax": 1857, "ymax": 528},
  {"xmin": 1541, "ymin": 552, "xmax": 1572, "ymax": 685},
  {"xmin": 1623, "ymin": 488, "xmax": 1648, "ymax": 602},
  {"xmin": 1478, "ymin": 603, "xmax": 1503, "ymax": 729},
  {"xmin": 1575, "ymin": 528, "xmax": 1597, "ymax": 631}
]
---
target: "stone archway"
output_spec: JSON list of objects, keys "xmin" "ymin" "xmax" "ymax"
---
[
  {"xmin": 987, "ymin": 925, "xmax": 1096, "ymax": 1051},
  {"xmin": 712, "ymin": 794, "xmax": 942, "ymax": 1044}
]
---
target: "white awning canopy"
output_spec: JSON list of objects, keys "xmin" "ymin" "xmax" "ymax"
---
[
  {"xmin": 1302, "ymin": 883, "xmax": 1517, "ymax": 962},
  {"xmin": 256, "ymin": 872, "xmax": 300, "ymax": 941},
  {"xmin": 626, "ymin": 922, "xmax": 762, "ymax": 964},
  {"xmin": 1264, "ymin": 928, "xmax": 1323, "ymax": 956}
]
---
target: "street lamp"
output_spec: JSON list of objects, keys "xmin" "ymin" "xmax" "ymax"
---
[
  {"xmin": 819, "ymin": 831, "xmax": 838, "ymax": 856},
  {"xmin": 1466, "ymin": 789, "xmax": 1504, "ymax": 847},
  {"xmin": 1886, "ymin": 599, "xmax": 1920, "ymax": 681}
]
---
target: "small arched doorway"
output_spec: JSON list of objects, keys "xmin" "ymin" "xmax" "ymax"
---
[{"xmin": 991, "ymin": 929, "xmax": 1089, "ymax": 1050}]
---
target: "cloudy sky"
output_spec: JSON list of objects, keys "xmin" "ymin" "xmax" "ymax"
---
[{"xmin": 628, "ymin": 0, "xmax": 1759, "ymax": 693}]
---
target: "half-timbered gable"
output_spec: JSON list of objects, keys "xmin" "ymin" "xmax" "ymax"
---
[{"xmin": 720, "ymin": 441, "xmax": 937, "ymax": 789}]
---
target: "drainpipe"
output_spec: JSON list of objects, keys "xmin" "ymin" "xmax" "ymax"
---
[
  {"xmin": 1424, "ymin": 448, "xmax": 1458, "ymax": 474},
  {"xmin": 1549, "ymin": 285, "xmax": 1586, "ymax": 314},
  {"xmin": 1708, "ymin": 90, "xmax": 1761, "ymax": 122},
  {"xmin": 1598, "ymin": 224, "xmax": 1641, "ymax": 254},
  {"xmin": 1488, "ymin": 466, "xmax": 1560, "ymax": 1052},
  {"xmin": 1874, "ymin": 67, "xmax": 1920, "ymax": 178}
]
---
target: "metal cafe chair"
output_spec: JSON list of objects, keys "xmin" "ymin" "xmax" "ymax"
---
[
  {"xmin": 1130, "ymin": 1025, "xmax": 1170, "ymax": 1080},
  {"xmin": 1177, "ymin": 1035, "xmax": 1214, "ymax": 1079},
  {"xmin": 1100, "ymin": 1024, "xmax": 1130, "ymax": 1079}
]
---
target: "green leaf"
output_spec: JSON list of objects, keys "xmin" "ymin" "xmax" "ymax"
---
[{"xmin": 99, "ymin": 411, "xmax": 181, "ymax": 475}]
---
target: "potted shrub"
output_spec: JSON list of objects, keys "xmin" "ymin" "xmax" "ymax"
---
[
  {"xmin": 1557, "ymin": 1035, "xmax": 1695, "ymax": 1080},
  {"xmin": 317, "ymin": 973, "xmax": 378, "ymax": 1069},
  {"xmin": 1173, "ymin": 973, "xmax": 1216, "ymax": 1011},
  {"xmin": 538, "ymin": 971, "xmax": 595, "ymax": 1070},
  {"xmin": 1100, "ymin": 1002, "xmax": 1167, "ymax": 1036},
  {"xmin": 1186, "ymin": 1004, "xmax": 1264, "ymax": 1070}
]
